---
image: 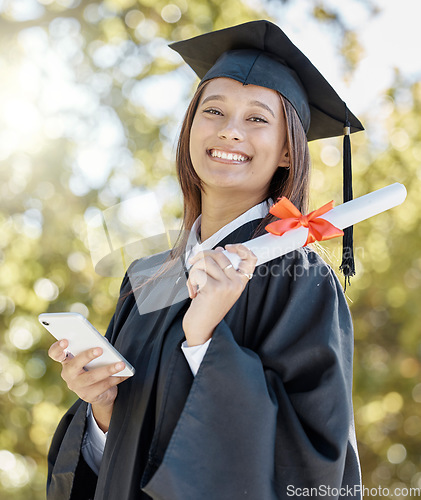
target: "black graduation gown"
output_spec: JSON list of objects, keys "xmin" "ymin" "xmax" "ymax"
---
[{"xmin": 47, "ymin": 219, "xmax": 362, "ymax": 500}]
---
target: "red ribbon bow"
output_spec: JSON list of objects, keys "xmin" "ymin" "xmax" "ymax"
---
[{"xmin": 265, "ymin": 197, "xmax": 344, "ymax": 246}]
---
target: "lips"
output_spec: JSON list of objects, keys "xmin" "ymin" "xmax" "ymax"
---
[{"xmin": 208, "ymin": 149, "xmax": 251, "ymax": 162}]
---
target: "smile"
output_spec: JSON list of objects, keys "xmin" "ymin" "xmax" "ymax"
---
[{"xmin": 208, "ymin": 149, "xmax": 251, "ymax": 162}]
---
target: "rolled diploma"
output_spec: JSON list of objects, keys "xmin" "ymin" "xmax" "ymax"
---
[{"xmin": 223, "ymin": 183, "xmax": 407, "ymax": 269}]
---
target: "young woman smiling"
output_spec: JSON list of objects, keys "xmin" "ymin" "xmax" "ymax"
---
[{"xmin": 47, "ymin": 20, "xmax": 363, "ymax": 500}]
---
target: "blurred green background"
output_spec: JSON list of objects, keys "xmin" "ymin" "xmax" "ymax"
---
[{"xmin": 0, "ymin": 0, "xmax": 420, "ymax": 498}]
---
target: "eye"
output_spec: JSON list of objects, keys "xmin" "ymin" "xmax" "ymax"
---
[
  {"xmin": 203, "ymin": 108, "xmax": 222, "ymax": 116},
  {"xmin": 249, "ymin": 116, "xmax": 268, "ymax": 123}
]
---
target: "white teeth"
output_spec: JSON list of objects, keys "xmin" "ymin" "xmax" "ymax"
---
[{"xmin": 210, "ymin": 150, "xmax": 248, "ymax": 161}]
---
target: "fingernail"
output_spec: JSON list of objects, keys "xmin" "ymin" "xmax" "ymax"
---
[
  {"xmin": 115, "ymin": 362, "xmax": 124, "ymax": 371},
  {"xmin": 59, "ymin": 340, "xmax": 67, "ymax": 347},
  {"xmin": 93, "ymin": 348, "xmax": 101, "ymax": 356}
]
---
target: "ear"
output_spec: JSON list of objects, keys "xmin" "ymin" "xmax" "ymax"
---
[{"xmin": 277, "ymin": 147, "xmax": 290, "ymax": 169}]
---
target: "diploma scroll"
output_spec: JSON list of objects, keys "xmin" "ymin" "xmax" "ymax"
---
[{"xmin": 223, "ymin": 183, "xmax": 407, "ymax": 269}]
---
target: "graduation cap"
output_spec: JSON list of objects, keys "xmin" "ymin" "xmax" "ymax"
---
[{"xmin": 170, "ymin": 20, "xmax": 364, "ymax": 284}]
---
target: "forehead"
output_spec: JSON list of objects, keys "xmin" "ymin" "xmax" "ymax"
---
[{"xmin": 200, "ymin": 77, "xmax": 282, "ymax": 108}]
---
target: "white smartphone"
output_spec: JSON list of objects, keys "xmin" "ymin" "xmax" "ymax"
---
[{"xmin": 39, "ymin": 312, "xmax": 135, "ymax": 377}]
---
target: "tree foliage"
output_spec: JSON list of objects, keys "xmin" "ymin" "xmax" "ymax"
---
[
  {"xmin": 310, "ymin": 77, "xmax": 421, "ymax": 491},
  {"xmin": 0, "ymin": 0, "xmax": 419, "ymax": 497}
]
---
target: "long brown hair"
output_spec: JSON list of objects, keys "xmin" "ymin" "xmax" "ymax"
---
[{"xmin": 170, "ymin": 78, "xmax": 311, "ymax": 261}]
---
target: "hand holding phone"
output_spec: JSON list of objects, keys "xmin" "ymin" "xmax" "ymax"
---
[{"xmin": 39, "ymin": 312, "xmax": 135, "ymax": 377}]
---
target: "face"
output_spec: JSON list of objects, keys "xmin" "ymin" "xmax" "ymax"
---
[{"xmin": 189, "ymin": 77, "xmax": 289, "ymax": 199}]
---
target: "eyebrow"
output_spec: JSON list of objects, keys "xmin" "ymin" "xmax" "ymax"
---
[{"xmin": 201, "ymin": 95, "xmax": 276, "ymax": 118}]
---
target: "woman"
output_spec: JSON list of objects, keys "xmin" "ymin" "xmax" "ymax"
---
[{"xmin": 47, "ymin": 21, "xmax": 363, "ymax": 499}]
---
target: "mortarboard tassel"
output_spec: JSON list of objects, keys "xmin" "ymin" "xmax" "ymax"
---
[{"xmin": 339, "ymin": 106, "xmax": 355, "ymax": 288}]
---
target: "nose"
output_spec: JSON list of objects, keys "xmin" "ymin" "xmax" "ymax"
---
[{"xmin": 217, "ymin": 118, "xmax": 244, "ymax": 141}]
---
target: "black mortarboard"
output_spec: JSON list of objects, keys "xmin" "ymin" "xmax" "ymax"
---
[{"xmin": 170, "ymin": 20, "xmax": 364, "ymax": 284}]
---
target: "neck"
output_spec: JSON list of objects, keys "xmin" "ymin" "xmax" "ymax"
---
[{"xmin": 200, "ymin": 190, "xmax": 266, "ymax": 241}]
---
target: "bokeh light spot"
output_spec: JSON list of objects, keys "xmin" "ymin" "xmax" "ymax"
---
[
  {"xmin": 386, "ymin": 286, "xmax": 407, "ymax": 308},
  {"xmin": 69, "ymin": 302, "xmax": 90, "ymax": 317},
  {"xmin": 390, "ymin": 128, "xmax": 410, "ymax": 151},
  {"xmin": 357, "ymin": 400, "xmax": 385, "ymax": 425},
  {"xmin": 0, "ymin": 373, "xmax": 14, "ymax": 393},
  {"xmin": 0, "ymin": 450, "xmax": 16, "ymax": 471},
  {"xmin": 134, "ymin": 19, "xmax": 158, "ymax": 42},
  {"xmin": 125, "ymin": 9, "xmax": 144, "ymax": 29},
  {"xmin": 400, "ymin": 358, "xmax": 419, "ymax": 378},
  {"xmin": 9, "ymin": 327, "xmax": 34, "ymax": 351},
  {"xmin": 387, "ymin": 444, "xmax": 407, "ymax": 464},
  {"xmin": 382, "ymin": 392, "xmax": 403, "ymax": 413},
  {"xmin": 25, "ymin": 358, "xmax": 46, "ymax": 379},
  {"xmin": 411, "ymin": 383, "xmax": 421, "ymax": 403},
  {"xmin": 34, "ymin": 278, "xmax": 59, "ymax": 301},
  {"xmin": 67, "ymin": 252, "xmax": 87, "ymax": 272},
  {"xmin": 320, "ymin": 144, "xmax": 341, "ymax": 166},
  {"xmin": 403, "ymin": 415, "xmax": 421, "ymax": 436},
  {"xmin": 161, "ymin": 4, "xmax": 182, "ymax": 23}
]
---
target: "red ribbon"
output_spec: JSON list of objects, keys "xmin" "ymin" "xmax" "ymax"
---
[{"xmin": 265, "ymin": 197, "xmax": 344, "ymax": 246}]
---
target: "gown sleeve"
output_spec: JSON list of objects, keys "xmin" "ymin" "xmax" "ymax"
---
[
  {"xmin": 46, "ymin": 271, "xmax": 134, "ymax": 500},
  {"xmin": 80, "ymin": 340, "xmax": 212, "ymax": 476},
  {"xmin": 143, "ymin": 249, "xmax": 361, "ymax": 500}
]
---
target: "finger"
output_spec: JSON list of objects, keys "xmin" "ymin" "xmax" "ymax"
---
[
  {"xmin": 225, "ymin": 244, "xmax": 257, "ymax": 273},
  {"xmin": 186, "ymin": 278, "xmax": 193, "ymax": 299},
  {"xmin": 236, "ymin": 267, "xmax": 255, "ymax": 282},
  {"xmin": 208, "ymin": 250, "xmax": 236, "ymax": 270},
  {"xmin": 63, "ymin": 347, "xmax": 104, "ymax": 377},
  {"xmin": 190, "ymin": 255, "xmax": 230, "ymax": 281},
  {"xmin": 196, "ymin": 248, "xmax": 236, "ymax": 271},
  {"xmin": 48, "ymin": 339, "xmax": 69, "ymax": 363},
  {"xmin": 186, "ymin": 276, "xmax": 200, "ymax": 299},
  {"xmin": 188, "ymin": 268, "xmax": 209, "ymax": 295},
  {"xmin": 63, "ymin": 359, "xmax": 128, "ymax": 396},
  {"xmin": 188, "ymin": 249, "xmax": 210, "ymax": 265},
  {"xmin": 77, "ymin": 361, "xmax": 128, "ymax": 387},
  {"xmin": 224, "ymin": 245, "xmax": 257, "ymax": 282},
  {"xmin": 224, "ymin": 243, "xmax": 257, "ymax": 262},
  {"xmin": 188, "ymin": 269, "xmax": 218, "ymax": 297},
  {"xmin": 206, "ymin": 254, "xmax": 239, "ymax": 280},
  {"xmin": 188, "ymin": 248, "xmax": 225, "ymax": 266}
]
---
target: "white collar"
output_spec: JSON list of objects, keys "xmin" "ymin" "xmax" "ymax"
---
[{"xmin": 185, "ymin": 199, "xmax": 272, "ymax": 268}]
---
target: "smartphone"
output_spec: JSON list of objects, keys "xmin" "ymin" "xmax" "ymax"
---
[{"xmin": 39, "ymin": 312, "xmax": 135, "ymax": 377}]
